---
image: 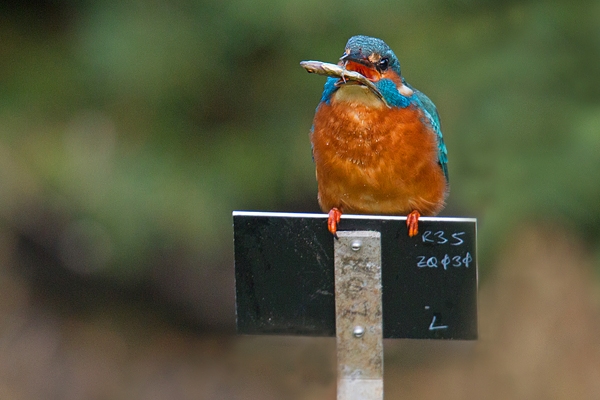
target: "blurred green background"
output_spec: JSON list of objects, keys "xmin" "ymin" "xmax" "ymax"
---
[{"xmin": 1, "ymin": 0, "xmax": 600, "ymax": 398}]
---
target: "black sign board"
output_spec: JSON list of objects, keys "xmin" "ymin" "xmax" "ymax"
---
[{"xmin": 234, "ymin": 211, "xmax": 477, "ymax": 340}]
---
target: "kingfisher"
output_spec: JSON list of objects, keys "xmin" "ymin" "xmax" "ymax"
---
[{"xmin": 305, "ymin": 35, "xmax": 449, "ymax": 237}]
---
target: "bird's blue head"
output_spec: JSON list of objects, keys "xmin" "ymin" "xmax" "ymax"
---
[{"xmin": 340, "ymin": 35, "xmax": 401, "ymax": 82}]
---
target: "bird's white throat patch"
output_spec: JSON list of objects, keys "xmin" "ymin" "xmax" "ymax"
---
[{"xmin": 332, "ymin": 84, "xmax": 385, "ymax": 109}]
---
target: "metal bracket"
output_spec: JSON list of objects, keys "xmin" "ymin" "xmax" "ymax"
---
[{"xmin": 335, "ymin": 231, "xmax": 383, "ymax": 400}]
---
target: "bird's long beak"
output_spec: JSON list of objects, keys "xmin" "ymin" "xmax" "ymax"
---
[
  {"xmin": 340, "ymin": 48, "xmax": 367, "ymax": 64},
  {"xmin": 339, "ymin": 51, "xmax": 381, "ymax": 82}
]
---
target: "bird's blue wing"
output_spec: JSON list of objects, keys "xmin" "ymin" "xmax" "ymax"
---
[{"xmin": 412, "ymin": 89, "xmax": 449, "ymax": 183}]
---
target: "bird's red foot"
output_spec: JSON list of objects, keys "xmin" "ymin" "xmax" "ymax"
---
[
  {"xmin": 407, "ymin": 210, "xmax": 421, "ymax": 237},
  {"xmin": 327, "ymin": 207, "xmax": 342, "ymax": 238}
]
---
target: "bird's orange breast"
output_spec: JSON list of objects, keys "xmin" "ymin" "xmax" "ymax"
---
[{"xmin": 311, "ymin": 99, "xmax": 447, "ymax": 216}]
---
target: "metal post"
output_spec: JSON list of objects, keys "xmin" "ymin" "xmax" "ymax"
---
[{"xmin": 334, "ymin": 231, "xmax": 383, "ymax": 400}]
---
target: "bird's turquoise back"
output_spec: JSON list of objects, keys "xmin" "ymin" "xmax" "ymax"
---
[{"xmin": 411, "ymin": 88, "xmax": 449, "ymax": 183}]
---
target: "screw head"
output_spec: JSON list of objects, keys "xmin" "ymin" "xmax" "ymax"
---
[
  {"xmin": 352, "ymin": 325, "xmax": 365, "ymax": 338},
  {"xmin": 351, "ymin": 240, "xmax": 362, "ymax": 251}
]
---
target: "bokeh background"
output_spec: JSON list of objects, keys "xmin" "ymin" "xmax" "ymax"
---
[{"xmin": 1, "ymin": 0, "xmax": 600, "ymax": 398}]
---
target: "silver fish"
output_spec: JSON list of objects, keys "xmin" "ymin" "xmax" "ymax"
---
[{"xmin": 300, "ymin": 60, "xmax": 388, "ymax": 106}]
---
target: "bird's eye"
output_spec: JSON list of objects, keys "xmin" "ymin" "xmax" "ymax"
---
[{"xmin": 379, "ymin": 58, "xmax": 389, "ymax": 71}]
